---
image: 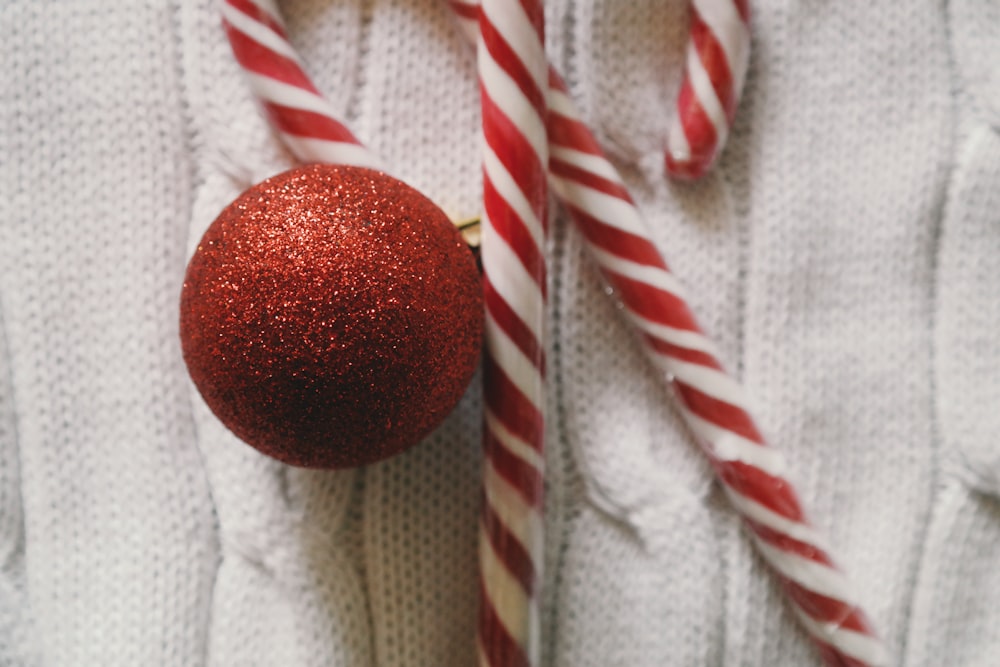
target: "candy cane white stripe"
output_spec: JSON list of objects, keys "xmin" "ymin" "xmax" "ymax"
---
[
  {"xmin": 692, "ymin": 0, "xmax": 750, "ymax": 73},
  {"xmin": 480, "ymin": 217, "xmax": 545, "ymax": 340},
  {"xmin": 662, "ymin": 359, "xmax": 752, "ymax": 408},
  {"xmin": 483, "ymin": 459, "xmax": 544, "ymax": 569},
  {"xmin": 667, "ymin": 119, "xmax": 694, "ymax": 163},
  {"xmin": 245, "ymin": 0, "xmax": 280, "ymax": 17},
  {"xmin": 723, "ymin": 489, "xmax": 828, "ymax": 549},
  {"xmin": 548, "ymin": 88, "xmax": 578, "ymax": 119},
  {"xmin": 685, "ymin": 413, "xmax": 787, "ymax": 477},
  {"xmin": 793, "ymin": 611, "xmax": 892, "ymax": 667},
  {"xmin": 549, "ymin": 176, "xmax": 648, "ymax": 238},
  {"xmin": 480, "ymin": 0, "xmax": 547, "ymax": 97},
  {"xmin": 485, "ymin": 312, "xmax": 544, "ymax": 410},
  {"xmin": 485, "ymin": 408, "xmax": 545, "ymax": 471},
  {"xmin": 221, "ymin": 3, "xmax": 299, "ymax": 61},
  {"xmin": 479, "ymin": 527, "xmax": 531, "ymax": 645},
  {"xmin": 242, "ymin": 74, "xmax": 337, "ymax": 116},
  {"xmin": 483, "ymin": 142, "xmax": 545, "ymax": 250},
  {"xmin": 753, "ymin": 541, "xmax": 858, "ymax": 603},
  {"xmin": 550, "ymin": 146, "xmax": 626, "ymax": 184},
  {"xmin": 280, "ymin": 137, "xmax": 383, "ymax": 169},
  {"xmin": 587, "ymin": 246, "xmax": 689, "ymax": 300},
  {"xmin": 684, "ymin": 40, "xmax": 729, "ymax": 148},
  {"xmin": 625, "ymin": 312, "xmax": 723, "ymax": 356},
  {"xmin": 480, "ymin": 48, "xmax": 547, "ymax": 155}
]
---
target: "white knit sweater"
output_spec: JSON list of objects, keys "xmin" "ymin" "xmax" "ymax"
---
[{"xmin": 2, "ymin": 0, "xmax": 998, "ymax": 665}]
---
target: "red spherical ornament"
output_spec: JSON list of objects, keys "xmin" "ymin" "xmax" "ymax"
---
[{"xmin": 180, "ymin": 164, "xmax": 483, "ymax": 468}]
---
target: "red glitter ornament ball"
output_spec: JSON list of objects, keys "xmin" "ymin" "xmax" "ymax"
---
[{"xmin": 180, "ymin": 164, "xmax": 483, "ymax": 468}]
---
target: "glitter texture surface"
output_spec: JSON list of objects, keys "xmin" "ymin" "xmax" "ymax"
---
[{"xmin": 180, "ymin": 165, "xmax": 483, "ymax": 468}]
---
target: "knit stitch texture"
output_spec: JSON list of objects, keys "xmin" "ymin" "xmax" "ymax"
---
[{"xmin": 1, "ymin": 0, "xmax": 998, "ymax": 665}]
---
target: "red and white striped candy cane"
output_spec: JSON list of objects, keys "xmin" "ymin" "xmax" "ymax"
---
[
  {"xmin": 447, "ymin": 2, "xmax": 887, "ymax": 665},
  {"xmin": 665, "ymin": 0, "xmax": 751, "ymax": 180},
  {"xmin": 220, "ymin": 0, "xmax": 380, "ymax": 169},
  {"xmin": 546, "ymin": 71, "xmax": 887, "ymax": 667},
  {"xmin": 476, "ymin": 1, "xmax": 548, "ymax": 665}
]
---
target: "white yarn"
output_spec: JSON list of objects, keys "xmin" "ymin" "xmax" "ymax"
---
[{"xmin": 1, "ymin": 0, "xmax": 999, "ymax": 665}]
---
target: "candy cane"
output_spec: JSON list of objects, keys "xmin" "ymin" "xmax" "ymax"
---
[
  {"xmin": 220, "ymin": 0, "xmax": 380, "ymax": 169},
  {"xmin": 446, "ymin": 2, "xmax": 888, "ymax": 665},
  {"xmin": 665, "ymin": 0, "xmax": 751, "ymax": 180},
  {"xmin": 547, "ymin": 73, "xmax": 886, "ymax": 666},
  {"xmin": 222, "ymin": 1, "xmax": 547, "ymax": 664},
  {"xmin": 476, "ymin": 2, "xmax": 548, "ymax": 666}
]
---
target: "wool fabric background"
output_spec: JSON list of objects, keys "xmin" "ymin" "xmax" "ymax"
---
[{"xmin": 1, "ymin": 0, "xmax": 999, "ymax": 665}]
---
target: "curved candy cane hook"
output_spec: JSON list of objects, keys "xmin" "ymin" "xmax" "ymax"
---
[
  {"xmin": 665, "ymin": 0, "xmax": 751, "ymax": 180},
  {"xmin": 220, "ymin": 0, "xmax": 382, "ymax": 169}
]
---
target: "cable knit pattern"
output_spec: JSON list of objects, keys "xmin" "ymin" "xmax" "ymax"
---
[
  {"xmin": 906, "ymin": 3, "xmax": 1000, "ymax": 645},
  {"xmin": 731, "ymin": 2, "xmax": 950, "ymax": 662},
  {"xmin": 0, "ymin": 1, "xmax": 218, "ymax": 663},
  {"xmin": 3, "ymin": 0, "xmax": 1000, "ymax": 665},
  {"xmin": 179, "ymin": 1, "xmax": 372, "ymax": 664},
  {"xmin": 0, "ymin": 311, "xmax": 35, "ymax": 665}
]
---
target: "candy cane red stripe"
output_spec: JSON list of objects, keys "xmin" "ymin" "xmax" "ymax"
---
[
  {"xmin": 481, "ymin": 243, "xmax": 545, "ymax": 348},
  {"xmin": 714, "ymin": 461, "xmax": 805, "ymax": 518},
  {"xmin": 483, "ymin": 457, "xmax": 542, "ymax": 549},
  {"xmin": 747, "ymin": 521, "xmax": 837, "ymax": 566},
  {"xmin": 483, "ymin": 497, "xmax": 537, "ymax": 593},
  {"xmin": 733, "ymin": 0, "xmax": 750, "ymax": 22},
  {"xmin": 549, "ymin": 158, "xmax": 632, "ymax": 201},
  {"xmin": 483, "ymin": 277, "xmax": 542, "ymax": 366},
  {"xmin": 547, "ymin": 114, "xmax": 603, "ymax": 156},
  {"xmin": 643, "ymin": 335, "xmax": 725, "ymax": 370},
  {"xmin": 477, "ymin": 582, "xmax": 531, "ymax": 667},
  {"xmin": 224, "ymin": 28, "xmax": 318, "ymax": 91},
  {"xmin": 452, "ymin": 1, "xmax": 479, "ymax": 21},
  {"xmin": 483, "ymin": 178, "xmax": 545, "ymax": 282},
  {"xmin": 485, "ymin": 455, "xmax": 542, "ymax": 512},
  {"xmin": 783, "ymin": 584, "xmax": 870, "ymax": 629},
  {"xmin": 485, "ymin": 432, "xmax": 544, "ymax": 506},
  {"xmin": 601, "ymin": 271, "xmax": 698, "ymax": 328},
  {"xmin": 483, "ymin": 321, "xmax": 544, "ymax": 415},
  {"xmin": 802, "ymin": 619, "xmax": 887, "ymax": 667},
  {"xmin": 480, "ymin": 20, "xmax": 546, "ymax": 113},
  {"xmin": 673, "ymin": 381, "xmax": 765, "ymax": 443},
  {"xmin": 565, "ymin": 208, "xmax": 668, "ymax": 268},
  {"xmin": 482, "ymin": 354, "xmax": 543, "ymax": 455},
  {"xmin": 261, "ymin": 103, "xmax": 361, "ymax": 144},
  {"xmin": 225, "ymin": 0, "xmax": 288, "ymax": 37},
  {"xmin": 667, "ymin": 80, "xmax": 717, "ymax": 179},
  {"xmin": 482, "ymin": 93, "xmax": 547, "ymax": 216}
]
